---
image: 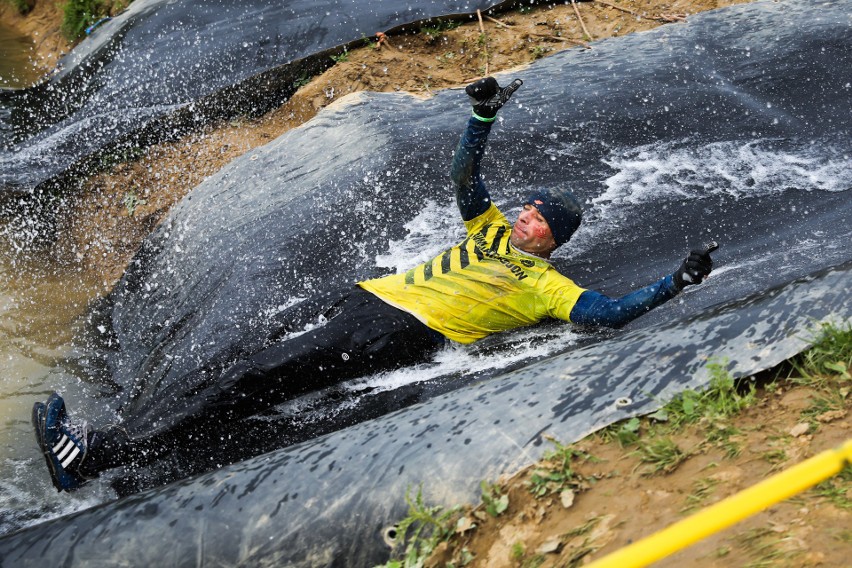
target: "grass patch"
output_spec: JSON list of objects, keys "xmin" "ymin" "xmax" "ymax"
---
[
  {"xmin": 292, "ymin": 73, "xmax": 313, "ymax": 89},
  {"xmin": 705, "ymin": 421, "xmax": 745, "ymax": 458},
  {"xmin": 598, "ymin": 416, "xmax": 641, "ymax": 447},
  {"xmin": 634, "ymin": 436, "xmax": 688, "ymax": 475},
  {"xmin": 3, "ymin": 0, "xmax": 33, "ymax": 15},
  {"xmin": 381, "ymin": 486, "xmax": 461, "ymax": 568},
  {"xmin": 761, "ymin": 446, "xmax": 788, "ymax": 467},
  {"xmin": 61, "ymin": 0, "xmax": 134, "ymax": 42},
  {"xmin": 681, "ymin": 477, "xmax": 720, "ymax": 513},
  {"xmin": 561, "ymin": 516, "xmax": 607, "ymax": 567},
  {"xmin": 734, "ymin": 526, "xmax": 801, "ymax": 568},
  {"xmin": 527, "ymin": 437, "xmax": 596, "ymax": 498},
  {"xmin": 62, "ymin": 1, "xmax": 132, "ymax": 42},
  {"xmin": 122, "ymin": 191, "xmax": 146, "ymax": 217},
  {"xmin": 93, "ymin": 142, "xmax": 146, "ymax": 174},
  {"xmin": 529, "ymin": 45, "xmax": 552, "ymax": 60},
  {"xmin": 480, "ymin": 480, "xmax": 509, "ymax": 517},
  {"xmin": 329, "ymin": 48, "xmax": 349, "ymax": 64},
  {"xmin": 789, "ymin": 322, "xmax": 852, "ymax": 429},
  {"xmin": 792, "ymin": 321, "xmax": 852, "ymax": 381},
  {"xmin": 812, "ymin": 464, "xmax": 852, "ymax": 509},
  {"xmin": 384, "ymin": 324, "xmax": 851, "ymax": 565},
  {"xmin": 420, "ymin": 19, "xmax": 461, "ymax": 41},
  {"xmin": 650, "ymin": 358, "xmax": 757, "ymax": 429}
]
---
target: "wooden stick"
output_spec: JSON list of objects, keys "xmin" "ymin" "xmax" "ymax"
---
[
  {"xmin": 484, "ymin": 15, "xmax": 513, "ymax": 28},
  {"xmin": 593, "ymin": 0, "xmax": 640, "ymax": 18},
  {"xmin": 476, "ymin": 9, "xmax": 489, "ymax": 75},
  {"xmin": 571, "ymin": 0, "xmax": 593, "ymax": 41},
  {"xmin": 553, "ymin": 36, "xmax": 591, "ymax": 49},
  {"xmin": 484, "ymin": 15, "xmax": 591, "ymax": 49},
  {"xmin": 594, "ymin": 1, "xmax": 686, "ymax": 23}
]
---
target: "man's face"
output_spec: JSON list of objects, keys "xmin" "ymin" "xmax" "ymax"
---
[{"xmin": 511, "ymin": 204, "xmax": 557, "ymax": 257}]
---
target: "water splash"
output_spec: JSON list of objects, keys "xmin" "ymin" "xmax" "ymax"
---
[{"xmin": 594, "ymin": 137, "xmax": 850, "ymax": 211}]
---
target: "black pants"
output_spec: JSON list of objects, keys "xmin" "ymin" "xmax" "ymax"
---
[{"xmin": 84, "ymin": 287, "xmax": 445, "ymax": 475}]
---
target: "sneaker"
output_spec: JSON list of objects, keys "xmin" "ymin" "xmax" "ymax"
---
[{"xmin": 32, "ymin": 393, "xmax": 92, "ymax": 492}]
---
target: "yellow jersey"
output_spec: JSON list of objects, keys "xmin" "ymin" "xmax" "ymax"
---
[{"xmin": 359, "ymin": 203, "xmax": 586, "ymax": 344}]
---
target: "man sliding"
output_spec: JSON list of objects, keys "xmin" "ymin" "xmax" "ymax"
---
[{"xmin": 33, "ymin": 78, "xmax": 715, "ymax": 491}]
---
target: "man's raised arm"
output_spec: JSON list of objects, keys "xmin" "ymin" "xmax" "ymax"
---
[{"xmin": 450, "ymin": 78, "xmax": 522, "ymax": 221}]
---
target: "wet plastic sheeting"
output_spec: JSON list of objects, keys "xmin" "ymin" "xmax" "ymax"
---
[
  {"xmin": 100, "ymin": 0, "xmax": 852, "ymax": 441},
  {"xmin": 0, "ymin": 0, "xmax": 506, "ymax": 192},
  {"xmin": 1, "ymin": 262, "xmax": 850, "ymax": 566},
  {"xmin": 1, "ymin": 0, "xmax": 850, "ymax": 564}
]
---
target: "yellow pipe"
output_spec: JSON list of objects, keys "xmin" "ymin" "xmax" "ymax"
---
[{"xmin": 586, "ymin": 438, "xmax": 852, "ymax": 568}]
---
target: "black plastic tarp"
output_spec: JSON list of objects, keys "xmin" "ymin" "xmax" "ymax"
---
[
  {"xmin": 0, "ymin": 0, "xmax": 509, "ymax": 193},
  {"xmin": 1, "ymin": 262, "xmax": 850, "ymax": 565},
  {"xmin": 0, "ymin": 0, "xmax": 850, "ymax": 564},
  {"xmin": 94, "ymin": 0, "xmax": 851, "ymax": 444}
]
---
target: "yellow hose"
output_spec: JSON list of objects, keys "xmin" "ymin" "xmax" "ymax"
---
[{"xmin": 586, "ymin": 438, "xmax": 852, "ymax": 568}]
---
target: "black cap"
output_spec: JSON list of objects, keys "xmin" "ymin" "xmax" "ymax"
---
[{"xmin": 524, "ymin": 189, "xmax": 583, "ymax": 247}]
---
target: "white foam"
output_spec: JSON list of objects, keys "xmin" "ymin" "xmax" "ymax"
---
[
  {"xmin": 343, "ymin": 325, "xmax": 583, "ymax": 396},
  {"xmin": 594, "ymin": 138, "xmax": 850, "ymax": 212},
  {"xmin": 374, "ymin": 198, "xmax": 465, "ymax": 273}
]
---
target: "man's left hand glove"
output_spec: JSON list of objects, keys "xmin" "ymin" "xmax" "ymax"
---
[
  {"xmin": 673, "ymin": 242, "xmax": 718, "ymax": 291},
  {"xmin": 466, "ymin": 77, "xmax": 523, "ymax": 120}
]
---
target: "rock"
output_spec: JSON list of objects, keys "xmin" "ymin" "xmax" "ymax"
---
[
  {"xmin": 561, "ymin": 489, "xmax": 575, "ymax": 509},
  {"xmin": 815, "ymin": 409, "xmax": 846, "ymax": 423},
  {"xmin": 536, "ymin": 538, "xmax": 563, "ymax": 555},
  {"xmin": 789, "ymin": 422, "xmax": 810, "ymax": 437}
]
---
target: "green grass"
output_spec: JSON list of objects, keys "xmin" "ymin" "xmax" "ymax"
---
[
  {"xmin": 480, "ymin": 480, "xmax": 509, "ymax": 517},
  {"xmin": 526, "ymin": 438, "xmax": 596, "ymax": 498},
  {"xmin": 3, "ymin": 0, "xmax": 33, "ymax": 15},
  {"xmin": 60, "ymin": 1, "xmax": 134, "ymax": 42},
  {"xmin": 380, "ymin": 486, "xmax": 462, "ymax": 568},
  {"xmin": 633, "ymin": 436, "xmax": 688, "ymax": 475},
  {"xmin": 292, "ymin": 73, "xmax": 312, "ymax": 89},
  {"xmin": 122, "ymin": 191, "xmax": 146, "ymax": 217},
  {"xmin": 705, "ymin": 421, "xmax": 745, "ymax": 458},
  {"xmin": 94, "ymin": 143, "xmax": 146, "ymax": 173},
  {"xmin": 329, "ymin": 48, "xmax": 349, "ymax": 64},
  {"xmin": 812, "ymin": 464, "xmax": 852, "ymax": 509},
  {"xmin": 792, "ymin": 321, "xmax": 852, "ymax": 381},
  {"xmin": 381, "ymin": 325, "xmax": 852, "ymax": 565},
  {"xmin": 681, "ymin": 477, "xmax": 720, "ymax": 513},
  {"xmin": 653, "ymin": 358, "xmax": 757, "ymax": 429},
  {"xmin": 420, "ymin": 19, "xmax": 460, "ymax": 41},
  {"xmin": 598, "ymin": 416, "xmax": 641, "ymax": 447},
  {"xmin": 734, "ymin": 526, "xmax": 801, "ymax": 568},
  {"xmin": 789, "ymin": 322, "xmax": 852, "ymax": 429},
  {"xmin": 561, "ymin": 517, "xmax": 606, "ymax": 567},
  {"xmin": 529, "ymin": 45, "xmax": 552, "ymax": 60}
]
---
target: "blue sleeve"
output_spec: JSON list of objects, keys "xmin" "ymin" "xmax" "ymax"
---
[
  {"xmin": 570, "ymin": 275, "xmax": 679, "ymax": 327},
  {"xmin": 450, "ymin": 116, "xmax": 494, "ymax": 221}
]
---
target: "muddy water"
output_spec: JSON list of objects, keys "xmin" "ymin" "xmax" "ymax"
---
[
  {"xmin": 0, "ymin": 20, "xmax": 42, "ymax": 89},
  {"xmin": 0, "ymin": 234, "xmax": 109, "ymax": 533}
]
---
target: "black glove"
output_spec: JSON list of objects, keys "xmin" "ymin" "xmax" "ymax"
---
[
  {"xmin": 466, "ymin": 77, "xmax": 523, "ymax": 119},
  {"xmin": 673, "ymin": 242, "xmax": 718, "ymax": 291}
]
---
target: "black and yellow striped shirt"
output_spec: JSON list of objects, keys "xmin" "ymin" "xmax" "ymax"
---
[{"xmin": 359, "ymin": 203, "xmax": 586, "ymax": 344}]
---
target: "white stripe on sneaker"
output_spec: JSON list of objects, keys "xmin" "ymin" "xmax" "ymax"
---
[
  {"xmin": 61, "ymin": 446, "xmax": 81, "ymax": 469},
  {"xmin": 53, "ymin": 438, "xmax": 77, "ymax": 461},
  {"xmin": 52, "ymin": 434, "xmax": 69, "ymax": 455}
]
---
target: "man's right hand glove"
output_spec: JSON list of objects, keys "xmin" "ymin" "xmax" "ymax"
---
[
  {"xmin": 466, "ymin": 77, "xmax": 523, "ymax": 120},
  {"xmin": 673, "ymin": 242, "xmax": 718, "ymax": 291}
]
